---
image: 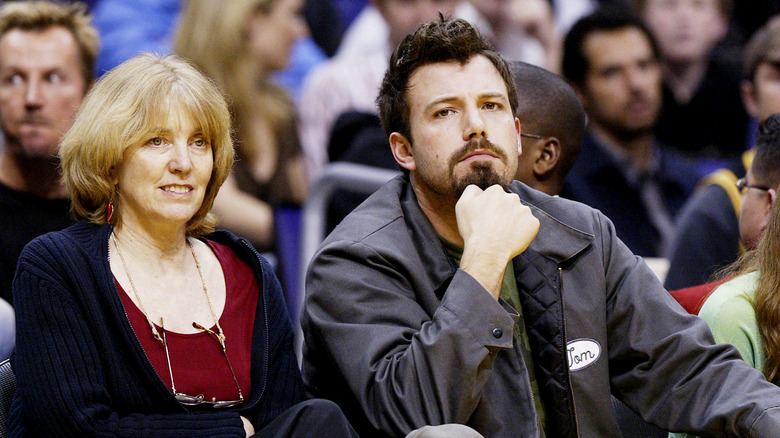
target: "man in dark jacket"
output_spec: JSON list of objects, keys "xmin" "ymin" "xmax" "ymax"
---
[{"xmin": 302, "ymin": 16, "xmax": 780, "ymax": 438}]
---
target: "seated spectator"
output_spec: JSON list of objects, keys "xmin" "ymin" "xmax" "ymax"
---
[
  {"xmin": 0, "ymin": 1, "xmax": 96, "ymax": 304},
  {"xmin": 560, "ymin": 7, "xmax": 701, "ymax": 257},
  {"xmin": 0, "ymin": 297, "xmax": 13, "ymax": 361},
  {"xmin": 510, "ymin": 61, "xmax": 587, "ymax": 195},
  {"xmin": 9, "ymin": 53, "xmax": 356, "ymax": 437},
  {"xmin": 668, "ymin": 114, "xmax": 780, "ymax": 312},
  {"xmin": 302, "ymin": 16, "xmax": 780, "ymax": 437},
  {"xmin": 636, "ymin": 0, "xmax": 749, "ymax": 170},
  {"xmin": 670, "ymin": 115, "xmax": 780, "ymax": 438},
  {"xmin": 664, "ymin": 15, "xmax": 780, "ymax": 290},
  {"xmin": 175, "ymin": 0, "xmax": 309, "ymax": 254}
]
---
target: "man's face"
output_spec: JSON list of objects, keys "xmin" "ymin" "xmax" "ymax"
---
[
  {"xmin": 642, "ymin": 0, "xmax": 727, "ymax": 64},
  {"xmin": 0, "ymin": 26, "xmax": 86, "ymax": 160},
  {"xmin": 578, "ymin": 27, "xmax": 661, "ymax": 140},
  {"xmin": 744, "ymin": 61, "xmax": 780, "ymax": 122},
  {"xmin": 396, "ymin": 55, "xmax": 520, "ymax": 200},
  {"xmin": 375, "ymin": 0, "xmax": 459, "ymax": 46},
  {"xmin": 739, "ymin": 166, "xmax": 774, "ymax": 250}
]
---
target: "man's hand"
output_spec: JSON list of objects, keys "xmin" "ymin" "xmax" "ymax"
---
[{"xmin": 456, "ymin": 184, "xmax": 540, "ymax": 299}]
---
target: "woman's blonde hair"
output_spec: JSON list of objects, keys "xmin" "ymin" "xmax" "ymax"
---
[
  {"xmin": 174, "ymin": 0, "xmax": 292, "ymax": 147},
  {"xmin": 755, "ymin": 198, "xmax": 780, "ymax": 383},
  {"xmin": 59, "ymin": 53, "xmax": 234, "ymax": 237}
]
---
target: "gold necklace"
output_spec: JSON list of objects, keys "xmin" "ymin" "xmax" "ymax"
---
[{"xmin": 111, "ymin": 233, "xmax": 226, "ymax": 346}]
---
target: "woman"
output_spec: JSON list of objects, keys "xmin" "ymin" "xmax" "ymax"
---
[
  {"xmin": 174, "ymin": 0, "xmax": 309, "ymax": 253},
  {"xmin": 8, "ymin": 54, "xmax": 355, "ymax": 437}
]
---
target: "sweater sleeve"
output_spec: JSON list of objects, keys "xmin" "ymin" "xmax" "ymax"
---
[{"xmin": 11, "ymin": 238, "xmax": 246, "ymax": 437}]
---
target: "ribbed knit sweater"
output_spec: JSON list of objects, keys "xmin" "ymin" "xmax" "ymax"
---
[{"xmin": 8, "ymin": 222, "xmax": 304, "ymax": 437}]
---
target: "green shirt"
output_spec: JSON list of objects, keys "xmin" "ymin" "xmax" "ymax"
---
[
  {"xmin": 440, "ymin": 239, "xmax": 547, "ymax": 437},
  {"xmin": 669, "ymin": 271, "xmax": 763, "ymax": 438}
]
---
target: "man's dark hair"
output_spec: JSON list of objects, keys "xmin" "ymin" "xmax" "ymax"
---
[
  {"xmin": 377, "ymin": 16, "xmax": 517, "ymax": 143},
  {"xmin": 562, "ymin": 7, "xmax": 659, "ymax": 84},
  {"xmin": 753, "ymin": 113, "xmax": 780, "ymax": 188}
]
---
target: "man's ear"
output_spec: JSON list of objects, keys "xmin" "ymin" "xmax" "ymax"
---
[
  {"xmin": 534, "ymin": 138, "xmax": 561, "ymax": 177},
  {"xmin": 389, "ymin": 132, "xmax": 416, "ymax": 172}
]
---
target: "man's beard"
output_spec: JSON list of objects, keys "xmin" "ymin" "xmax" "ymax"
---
[
  {"xmin": 449, "ymin": 137, "xmax": 510, "ymax": 198},
  {"xmin": 452, "ymin": 163, "xmax": 506, "ymax": 198}
]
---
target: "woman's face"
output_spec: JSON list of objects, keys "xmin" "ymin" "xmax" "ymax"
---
[
  {"xmin": 113, "ymin": 107, "xmax": 214, "ymax": 232},
  {"xmin": 246, "ymin": 0, "xmax": 309, "ymax": 73}
]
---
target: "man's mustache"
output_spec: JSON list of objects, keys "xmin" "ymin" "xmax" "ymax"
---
[
  {"xmin": 17, "ymin": 114, "xmax": 50, "ymax": 125},
  {"xmin": 449, "ymin": 137, "xmax": 508, "ymax": 170}
]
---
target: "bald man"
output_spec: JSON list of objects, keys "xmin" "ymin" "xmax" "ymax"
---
[{"xmin": 511, "ymin": 61, "xmax": 587, "ymax": 196}]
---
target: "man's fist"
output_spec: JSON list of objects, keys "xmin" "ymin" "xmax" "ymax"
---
[{"xmin": 456, "ymin": 184, "xmax": 540, "ymax": 299}]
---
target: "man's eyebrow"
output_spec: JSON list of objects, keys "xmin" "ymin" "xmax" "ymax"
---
[
  {"xmin": 423, "ymin": 91, "xmax": 509, "ymax": 112},
  {"xmin": 480, "ymin": 91, "xmax": 509, "ymax": 100},
  {"xmin": 423, "ymin": 95, "xmax": 460, "ymax": 113}
]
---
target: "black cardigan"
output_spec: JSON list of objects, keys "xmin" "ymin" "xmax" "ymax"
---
[{"xmin": 8, "ymin": 222, "xmax": 304, "ymax": 436}]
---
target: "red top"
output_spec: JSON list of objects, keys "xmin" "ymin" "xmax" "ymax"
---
[
  {"xmin": 669, "ymin": 276, "xmax": 731, "ymax": 315},
  {"xmin": 118, "ymin": 239, "xmax": 258, "ymax": 403}
]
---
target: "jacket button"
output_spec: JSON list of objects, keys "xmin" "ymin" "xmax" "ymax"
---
[{"xmin": 492, "ymin": 328, "xmax": 503, "ymax": 338}]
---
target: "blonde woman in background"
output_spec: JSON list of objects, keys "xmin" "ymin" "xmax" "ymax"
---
[{"xmin": 175, "ymin": 0, "xmax": 309, "ymax": 253}]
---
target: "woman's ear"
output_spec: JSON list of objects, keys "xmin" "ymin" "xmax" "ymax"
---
[{"xmin": 389, "ymin": 132, "xmax": 416, "ymax": 172}]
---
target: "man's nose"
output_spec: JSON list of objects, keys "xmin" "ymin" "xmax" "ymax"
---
[
  {"xmin": 463, "ymin": 107, "xmax": 487, "ymax": 140},
  {"xmin": 24, "ymin": 79, "xmax": 43, "ymax": 108}
]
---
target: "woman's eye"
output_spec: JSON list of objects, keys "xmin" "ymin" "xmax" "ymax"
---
[
  {"xmin": 150, "ymin": 137, "xmax": 163, "ymax": 146},
  {"xmin": 193, "ymin": 138, "xmax": 205, "ymax": 147}
]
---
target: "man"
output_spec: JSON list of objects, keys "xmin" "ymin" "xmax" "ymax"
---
[
  {"xmin": 0, "ymin": 1, "xmax": 99, "ymax": 304},
  {"xmin": 511, "ymin": 61, "xmax": 587, "ymax": 195},
  {"xmin": 560, "ymin": 8, "xmax": 700, "ymax": 257},
  {"xmin": 664, "ymin": 15, "xmax": 780, "ymax": 291},
  {"xmin": 298, "ymin": 0, "xmax": 461, "ymax": 180},
  {"xmin": 636, "ymin": 0, "xmax": 748, "ymax": 166},
  {"xmin": 302, "ymin": 16, "xmax": 780, "ymax": 438}
]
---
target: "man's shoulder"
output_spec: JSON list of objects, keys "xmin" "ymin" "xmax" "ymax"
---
[{"xmin": 324, "ymin": 177, "xmax": 408, "ymax": 247}]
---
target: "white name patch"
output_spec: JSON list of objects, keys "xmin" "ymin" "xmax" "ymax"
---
[{"xmin": 566, "ymin": 338, "xmax": 601, "ymax": 371}]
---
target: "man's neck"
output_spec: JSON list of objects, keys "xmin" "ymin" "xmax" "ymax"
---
[
  {"xmin": 409, "ymin": 174, "xmax": 463, "ymax": 247},
  {"xmin": 0, "ymin": 150, "xmax": 68, "ymax": 199},
  {"xmin": 590, "ymin": 124, "xmax": 655, "ymax": 174},
  {"xmin": 663, "ymin": 59, "xmax": 708, "ymax": 105}
]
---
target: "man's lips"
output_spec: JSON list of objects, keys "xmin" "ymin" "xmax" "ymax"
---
[{"xmin": 460, "ymin": 149, "xmax": 499, "ymax": 162}]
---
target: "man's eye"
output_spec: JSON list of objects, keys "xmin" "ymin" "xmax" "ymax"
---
[
  {"xmin": 46, "ymin": 72, "xmax": 61, "ymax": 83},
  {"xmin": 6, "ymin": 74, "xmax": 22, "ymax": 85},
  {"xmin": 436, "ymin": 109, "xmax": 452, "ymax": 117},
  {"xmin": 484, "ymin": 102, "xmax": 498, "ymax": 110}
]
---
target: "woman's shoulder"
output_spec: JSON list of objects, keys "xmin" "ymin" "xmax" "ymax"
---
[{"xmin": 699, "ymin": 271, "xmax": 760, "ymax": 326}]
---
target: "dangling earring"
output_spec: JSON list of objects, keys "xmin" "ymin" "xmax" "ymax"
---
[{"xmin": 106, "ymin": 188, "xmax": 116, "ymax": 223}]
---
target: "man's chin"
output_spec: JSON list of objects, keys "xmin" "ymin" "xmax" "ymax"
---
[
  {"xmin": 452, "ymin": 164, "xmax": 510, "ymax": 198},
  {"xmin": 16, "ymin": 138, "xmax": 60, "ymax": 161}
]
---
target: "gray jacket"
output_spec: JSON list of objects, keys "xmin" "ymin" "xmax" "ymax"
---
[{"xmin": 302, "ymin": 176, "xmax": 780, "ymax": 437}]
